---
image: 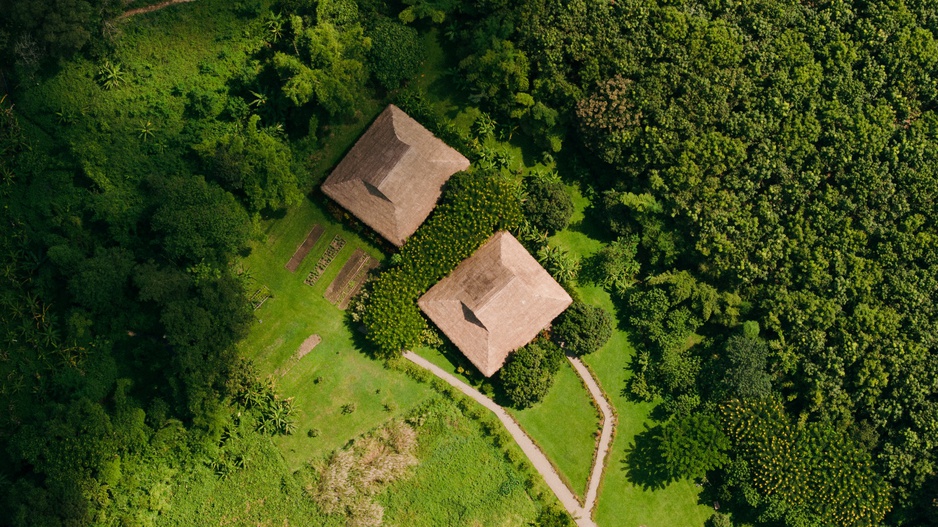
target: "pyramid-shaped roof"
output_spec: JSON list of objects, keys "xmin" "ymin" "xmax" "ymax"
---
[
  {"xmin": 321, "ymin": 105, "xmax": 470, "ymax": 246},
  {"xmin": 418, "ymin": 231, "xmax": 572, "ymax": 377}
]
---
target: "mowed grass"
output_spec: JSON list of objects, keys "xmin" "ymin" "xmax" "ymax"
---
[
  {"xmin": 413, "ymin": 344, "xmax": 600, "ymax": 500},
  {"xmin": 380, "ymin": 397, "xmax": 540, "ymax": 527},
  {"xmin": 237, "ymin": 197, "xmax": 436, "ymax": 469},
  {"xmin": 508, "ymin": 361, "xmax": 599, "ymax": 500},
  {"xmin": 549, "ymin": 186, "xmax": 713, "ymax": 527}
]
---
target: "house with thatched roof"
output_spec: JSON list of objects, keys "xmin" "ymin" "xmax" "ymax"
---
[
  {"xmin": 418, "ymin": 231, "xmax": 572, "ymax": 377},
  {"xmin": 321, "ymin": 105, "xmax": 470, "ymax": 247}
]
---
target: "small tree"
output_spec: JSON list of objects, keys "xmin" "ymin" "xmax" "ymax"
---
[
  {"xmin": 722, "ymin": 334, "xmax": 772, "ymax": 399},
  {"xmin": 532, "ymin": 505, "xmax": 575, "ymax": 527},
  {"xmin": 552, "ymin": 301, "xmax": 613, "ymax": 356},
  {"xmin": 523, "ymin": 178, "xmax": 574, "ymax": 234},
  {"xmin": 499, "ymin": 340, "xmax": 563, "ymax": 408},
  {"xmin": 368, "ymin": 18, "xmax": 424, "ymax": 90},
  {"xmin": 582, "ymin": 235, "xmax": 640, "ymax": 292},
  {"xmin": 657, "ymin": 412, "xmax": 730, "ymax": 482}
]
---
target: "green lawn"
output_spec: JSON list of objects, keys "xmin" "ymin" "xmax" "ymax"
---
[
  {"xmin": 508, "ymin": 361, "xmax": 599, "ymax": 500},
  {"xmin": 237, "ymin": 197, "xmax": 437, "ymax": 469},
  {"xmin": 549, "ymin": 186, "xmax": 714, "ymax": 527},
  {"xmin": 414, "ymin": 344, "xmax": 600, "ymax": 500}
]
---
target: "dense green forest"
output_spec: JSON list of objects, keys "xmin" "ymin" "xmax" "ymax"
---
[{"xmin": 1, "ymin": 0, "xmax": 937, "ymax": 526}]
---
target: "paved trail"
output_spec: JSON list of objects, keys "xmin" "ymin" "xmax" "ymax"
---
[
  {"xmin": 567, "ymin": 356, "xmax": 616, "ymax": 514},
  {"xmin": 119, "ymin": 0, "xmax": 196, "ymax": 19},
  {"xmin": 404, "ymin": 351, "xmax": 615, "ymax": 527}
]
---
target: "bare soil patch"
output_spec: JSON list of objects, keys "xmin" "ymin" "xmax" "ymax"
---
[
  {"xmin": 337, "ymin": 258, "xmax": 378, "ymax": 310},
  {"xmin": 323, "ymin": 248, "xmax": 379, "ymax": 309},
  {"xmin": 296, "ymin": 334, "xmax": 322, "ymax": 359},
  {"xmin": 286, "ymin": 224, "xmax": 324, "ymax": 272},
  {"xmin": 274, "ymin": 334, "xmax": 321, "ymax": 377}
]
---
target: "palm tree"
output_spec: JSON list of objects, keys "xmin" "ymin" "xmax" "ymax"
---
[
  {"xmin": 98, "ymin": 60, "xmax": 126, "ymax": 90},
  {"xmin": 138, "ymin": 120, "xmax": 155, "ymax": 141}
]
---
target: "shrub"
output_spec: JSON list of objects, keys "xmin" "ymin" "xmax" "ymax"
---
[
  {"xmin": 499, "ymin": 340, "xmax": 563, "ymax": 408},
  {"xmin": 193, "ymin": 115, "xmax": 301, "ymax": 212},
  {"xmin": 523, "ymin": 177, "xmax": 573, "ymax": 234},
  {"xmin": 362, "ymin": 171, "xmax": 521, "ymax": 358},
  {"xmin": 706, "ymin": 512, "xmax": 732, "ymax": 527},
  {"xmin": 368, "ymin": 18, "xmax": 424, "ymax": 90},
  {"xmin": 533, "ymin": 505, "xmax": 575, "ymax": 527},
  {"xmin": 552, "ymin": 301, "xmax": 613, "ymax": 356},
  {"xmin": 581, "ymin": 235, "xmax": 640, "ymax": 292}
]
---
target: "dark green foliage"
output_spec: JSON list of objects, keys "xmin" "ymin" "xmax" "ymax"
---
[
  {"xmin": 706, "ymin": 512, "xmax": 732, "ymax": 527},
  {"xmin": 362, "ymin": 171, "xmax": 521, "ymax": 358},
  {"xmin": 481, "ymin": 0, "xmax": 938, "ymax": 512},
  {"xmin": 269, "ymin": 13, "xmax": 370, "ymax": 118},
  {"xmin": 721, "ymin": 399, "xmax": 893, "ymax": 526},
  {"xmin": 581, "ymin": 235, "xmax": 640, "ymax": 293},
  {"xmin": 552, "ymin": 301, "xmax": 612, "ymax": 356},
  {"xmin": 149, "ymin": 175, "xmax": 251, "ymax": 265},
  {"xmin": 459, "ymin": 38, "xmax": 529, "ymax": 107},
  {"xmin": 656, "ymin": 413, "xmax": 730, "ymax": 482},
  {"xmin": 398, "ymin": 0, "xmax": 457, "ymax": 24},
  {"xmin": 368, "ymin": 18, "xmax": 424, "ymax": 90},
  {"xmin": 522, "ymin": 177, "xmax": 573, "ymax": 234},
  {"xmin": 499, "ymin": 340, "xmax": 563, "ymax": 409},
  {"xmin": 0, "ymin": 4, "xmax": 317, "ymax": 525},
  {"xmin": 532, "ymin": 505, "xmax": 575, "ymax": 527},
  {"xmin": 195, "ymin": 115, "xmax": 301, "ymax": 212},
  {"xmin": 0, "ymin": 0, "xmax": 121, "ymax": 61},
  {"xmin": 722, "ymin": 335, "xmax": 772, "ymax": 400}
]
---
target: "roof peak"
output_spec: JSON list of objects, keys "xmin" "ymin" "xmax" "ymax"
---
[{"xmin": 320, "ymin": 104, "xmax": 470, "ymax": 246}]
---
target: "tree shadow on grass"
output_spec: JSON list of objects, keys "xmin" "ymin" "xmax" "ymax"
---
[{"xmin": 621, "ymin": 424, "xmax": 672, "ymax": 491}]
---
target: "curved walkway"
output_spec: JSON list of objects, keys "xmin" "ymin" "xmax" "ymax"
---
[
  {"xmin": 567, "ymin": 356, "xmax": 616, "ymax": 514},
  {"xmin": 403, "ymin": 351, "xmax": 616, "ymax": 527}
]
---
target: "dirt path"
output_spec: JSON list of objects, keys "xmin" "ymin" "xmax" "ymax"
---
[
  {"xmin": 567, "ymin": 356, "xmax": 616, "ymax": 514},
  {"xmin": 119, "ymin": 0, "xmax": 196, "ymax": 19},
  {"xmin": 403, "ymin": 351, "xmax": 597, "ymax": 527}
]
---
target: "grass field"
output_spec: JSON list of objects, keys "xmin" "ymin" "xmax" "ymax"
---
[
  {"xmin": 550, "ymin": 186, "xmax": 714, "ymax": 527},
  {"xmin": 159, "ymin": 394, "xmax": 546, "ymax": 527},
  {"xmin": 380, "ymin": 396, "xmax": 541, "ymax": 527},
  {"xmin": 413, "ymin": 344, "xmax": 600, "ymax": 500},
  {"xmin": 508, "ymin": 361, "xmax": 599, "ymax": 499},
  {"xmin": 237, "ymin": 196, "xmax": 440, "ymax": 469},
  {"xmin": 159, "ymin": 422, "xmax": 336, "ymax": 527}
]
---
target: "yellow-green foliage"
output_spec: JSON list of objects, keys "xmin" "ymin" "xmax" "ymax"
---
[
  {"xmin": 363, "ymin": 171, "xmax": 521, "ymax": 357},
  {"xmin": 721, "ymin": 399, "xmax": 892, "ymax": 526}
]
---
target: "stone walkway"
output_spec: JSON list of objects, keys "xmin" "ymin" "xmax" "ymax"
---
[{"xmin": 403, "ymin": 351, "xmax": 616, "ymax": 527}]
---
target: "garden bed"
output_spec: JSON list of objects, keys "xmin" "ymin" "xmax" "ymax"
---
[{"xmin": 285, "ymin": 224, "xmax": 324, "ymax": 272}]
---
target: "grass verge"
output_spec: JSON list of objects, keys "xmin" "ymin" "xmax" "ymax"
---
[{"xmin": 550, "ymin": 185, "xmax": 714, "ymax": 526}]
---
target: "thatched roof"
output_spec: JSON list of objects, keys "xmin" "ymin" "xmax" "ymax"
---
[
  {"xmin": 321, "ymin": 105, "xmax": 470, "ymax": 246},
  {"xmin": 418, "ymin": 231, "xmax": 572, "ymax": 377}
]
